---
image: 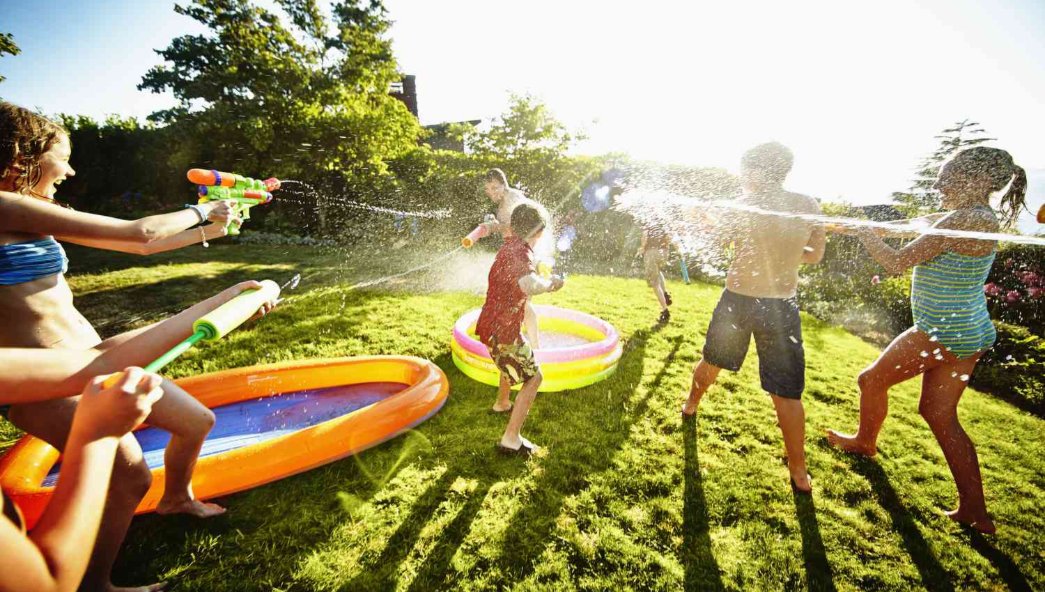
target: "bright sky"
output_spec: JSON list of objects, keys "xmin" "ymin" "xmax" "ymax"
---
[{"xmin": 1, "ymin": 0, "xmax": 1042, "ymax": 227}]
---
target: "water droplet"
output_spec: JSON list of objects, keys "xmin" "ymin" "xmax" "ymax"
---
[
  {"xmin": 960, "ymin": 374, "xmax": 969, "ymax": 382},
  {"xmin": 919, "ymin": 351, "xmax": 929, "ymax": 357}
]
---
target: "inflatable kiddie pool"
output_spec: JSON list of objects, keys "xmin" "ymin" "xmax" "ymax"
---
[
  {"xmin": 0, "ymin": 355, "xmax": 448, "ymax": 529},
  {"xmin": 451, "ymin": 304, "xmax": 621, "ymax": 392}
]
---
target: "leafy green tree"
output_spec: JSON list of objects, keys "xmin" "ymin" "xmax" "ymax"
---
[
  {"xmin": 462, "ymin": 94, "xmax": 595, "ymax": 208},
  {"xmin": 0, "ymin": 32, "xmax": 20, "ymax": 83},
  {"xmin": 139, "ymin": 0, "xmax": 422, "ymax": 193},
  {"xmin": 892, "ymin": 119, "xmax": 994, "ymax": 214}
]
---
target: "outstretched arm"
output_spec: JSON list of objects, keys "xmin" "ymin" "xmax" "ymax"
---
[
  {"xmin": 0, "ymin": 281, "xmax": 275, "ymax": 404},
  {"xmin": 63, "ymin": 223, "xmax": 228, "ymax": 255},
  {"xmin": 856, "ymin": 210, "xmax": 994, "ymax": 274},
  {"xmin": 0, "ymin": 191, "xmax": 237, "ymax": 250}
]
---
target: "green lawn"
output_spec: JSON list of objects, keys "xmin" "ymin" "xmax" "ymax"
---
[{"xmin": 3, "ymin": 244, "xmax": 1043, "ymax": 591}]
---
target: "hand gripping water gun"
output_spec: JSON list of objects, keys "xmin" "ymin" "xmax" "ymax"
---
[
  {"xmin": 188, "ymin": 169, "xmax": 281, "ymax": 236},
  {"xmin": 101, "ymin": 280, "xmax": 282, "ymax": 387},
  {"xmin": 462, "ymin": 213, "xmax": 498, "ymax": 247}
]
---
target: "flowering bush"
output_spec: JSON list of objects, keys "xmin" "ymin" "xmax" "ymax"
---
[{"xmin": 984, "ymin": 244, "xmax": 1045, "ymax": 336}]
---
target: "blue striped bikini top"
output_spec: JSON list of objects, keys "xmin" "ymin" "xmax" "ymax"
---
[{"xmin": 0, "ymin": 237, "xmax": 69, "ymax": 285}]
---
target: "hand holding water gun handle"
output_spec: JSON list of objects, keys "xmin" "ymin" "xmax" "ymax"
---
[
  {"xmin": 462, "ymin": 213, "xmax": 499, "ymax": 247},
  {"xmin": 188, "ymin": 169, "xmax": 281, "ymax": 236}
]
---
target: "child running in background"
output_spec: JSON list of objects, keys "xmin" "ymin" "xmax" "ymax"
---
[
  {"xmin": 827, "ymin": 147, "xmax": 1027, "ymax": 534},
  {"xmin": 637, "ymin": 225, "xmax": 673, "ymax": 323},
  {"xmin": 681, "ymin": 142, "xmax": 826, "ymax": 493},
  {"xmin": 1, "ymin": 366, "xmax": 165, "ymax": 592},
  {"xmin": 475, "ymin": 203, "xmax": 564, "ymax": 455}
]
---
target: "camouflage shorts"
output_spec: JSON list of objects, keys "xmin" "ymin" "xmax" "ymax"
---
[{"xmin": 487, "ymin": 337, "xmax": 539, "ymax": 386}]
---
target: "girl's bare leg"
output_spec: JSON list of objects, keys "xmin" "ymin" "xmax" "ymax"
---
[{"xmin": 827, "ymin": 327, "xmax": 942, "ymax": 455}]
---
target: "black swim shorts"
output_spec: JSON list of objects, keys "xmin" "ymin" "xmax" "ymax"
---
[{"xmin": 702, "ymin": 289, "xmax": 805, "ymax": 399}]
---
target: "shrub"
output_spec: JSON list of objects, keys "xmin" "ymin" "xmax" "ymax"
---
[{"xmin": 971, "ymin": 322, "xmax": 1045, "ymax": 414}]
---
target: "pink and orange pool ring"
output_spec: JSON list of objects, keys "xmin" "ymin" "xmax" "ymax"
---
[{"xmin": 451, "ymin": 304, "xmax": 621, "ymax": 392}]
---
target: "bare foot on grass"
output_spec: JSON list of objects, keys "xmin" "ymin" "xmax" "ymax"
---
[
  {"xmin": 681, "ymin": 399, "xmax": 699, "ymax": 417},
  {"xmin": 790, "ymin": 471, "xmax": 813, "ymax": 494},
  {"xmin": 946, "ymin": 508, "xmax": 997, "ymax": 535},
  {"xmin": 826, "ymin": 429, "xmax": 877, "ymax": 457},
  {"xmin": 156, "ymin": 498, "xmax": 226, "ymax": 518}
]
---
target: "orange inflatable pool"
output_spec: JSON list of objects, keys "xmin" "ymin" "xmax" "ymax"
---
[{"xmin": 0, "ymin": 356, "xmax": 448, "ymax": 529}]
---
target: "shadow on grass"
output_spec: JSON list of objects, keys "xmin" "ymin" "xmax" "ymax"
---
[
  {"xmin": 489, "ymin": 325, "xmax": 673, "ymax": 582},
  {"xmin": 77, "ymin": 266, "xmax": 300, "ymax": 335},
  {"xmin": 848, "ymin": 457, "xmax": 955, "ymax": 592},
  {"xmin": 966, "ymin": 531, "xmax": 1032, "ymax": 592},
  {"xmin": 681, "ymin": 413, "xmax": 725, "ymax": 592},
  {"xmin": 792, "ymin": 490, "xmax": 837, "ymax": 592}
]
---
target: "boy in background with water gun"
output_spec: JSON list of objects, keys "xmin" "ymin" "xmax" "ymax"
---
[
  {"xmin": 475, "ymin": 204, "xmax": 564, "ymax": 456},
  {"xmin": 466, "ymin": 169, "xmax": 548, "ymax": 348}
]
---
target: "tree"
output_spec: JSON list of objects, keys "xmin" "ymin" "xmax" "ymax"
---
[
  {"xmin": 892, "ymin": 119, "xmax": 995, "ymax": 214},
  {"xmin": 462, "ymin": 94, "xmax": 593, "ymax": 207},
  {"xmin": 139, "ymin": 0, "xmax": 422, "ymax": 187},
  {"xmin": 0, "ymin": 32, "xmax": 20, "ymax": 83}
]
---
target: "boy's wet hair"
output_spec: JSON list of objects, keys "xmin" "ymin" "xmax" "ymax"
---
[
  {"xmin": 947, "ymin": 147, "xmax": 1028, "ymax": 228},
  {"xmin": 485, "ymin": 168, "xmax": 508, "ymax": 186},
  {"xmin": 741, "ymin": 142, "xmax": 793, "ymax": 183},
  {"xmin": 0, "ymin": 101, "xmax": 68, "ymax": 194},
  {"xmin": 510, "ymin": 203, "xmax": 548, "ymax": 239}
]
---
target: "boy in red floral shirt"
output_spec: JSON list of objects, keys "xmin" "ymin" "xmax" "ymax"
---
[{"xmin": 476, "ymin": 203, "xmax": 564, "ymax": 456}]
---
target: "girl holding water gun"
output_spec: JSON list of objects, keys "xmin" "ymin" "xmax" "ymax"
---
[
  {"xmin": 0, "ymin": 101, "xmax": 277, "ymax": 590},
  {"xmin": 827, "ymin": 147, "xmax": 1028, "ymax": 534}
]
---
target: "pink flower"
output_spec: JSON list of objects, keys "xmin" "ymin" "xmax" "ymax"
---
[
  {"xmin": 1005, "ymin": 290, "xmax": 1020, "ymax": 304},
  {"xmin": 1028, "ymin": 287, "xmax": 1042, "ymax": 299},
  {"xmin": 871, "ymin": 275, "xmax": 880, "ymax": 285},
  {"xmin": 984, "ymin": 282, "xmax": 1002, "ymax": 296},
  {"xmin": 1021, "ymin": 271, "xmax": 1042, "ymax": 288}
]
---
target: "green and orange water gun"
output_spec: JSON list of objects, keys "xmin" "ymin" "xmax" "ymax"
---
[
  {"xmin": 188, "ymin": 169, "xmax": 281, "ymax": 236},
  {"xmin": 101, "ymin": 279, "xmax": 289, "ymax": 388}
]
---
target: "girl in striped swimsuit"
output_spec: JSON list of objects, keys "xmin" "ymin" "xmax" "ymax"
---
[{"xmin": 827, "ymin": 147, "xmax": 1028, "ymax": 534}]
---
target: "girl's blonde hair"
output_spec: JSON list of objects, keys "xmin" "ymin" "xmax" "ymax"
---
[
  {"xmin": 0, "ymin": 101, "xmax": 68, "ymax": 195},
  {"xmin": 949, "ymin": 147, "xmax": 1027, "ymax": 227}
]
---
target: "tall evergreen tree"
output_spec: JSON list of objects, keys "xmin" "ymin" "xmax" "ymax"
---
[{"xmin": 892, "ymin": 119, "xmax": 995, "ymax": 214}]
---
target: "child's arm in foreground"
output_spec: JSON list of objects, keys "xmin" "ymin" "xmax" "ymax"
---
[
  {"xmin": 0, "ymin": 369, "xmax": 162, "ymax": 592},
  {"xmin": 0, "ymin": 191, "xmax": 238, "ymax": 252},
  {"xmin": 0, "ymin": 281, "xmax": 277, "ymax": 404}
]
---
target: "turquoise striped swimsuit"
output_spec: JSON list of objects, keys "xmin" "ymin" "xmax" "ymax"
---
[{"xmin": 911, "ymin": 249, "xmax": 996, "ymax": 359}]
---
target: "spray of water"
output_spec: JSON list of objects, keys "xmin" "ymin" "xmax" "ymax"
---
[
  {"xmin": 280, "ymin": 179, "xmax": 452, "ymax": 220},
  {"xmin": 615, "ymin": 189, "xmax": 1045, "ymax": 248}
]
